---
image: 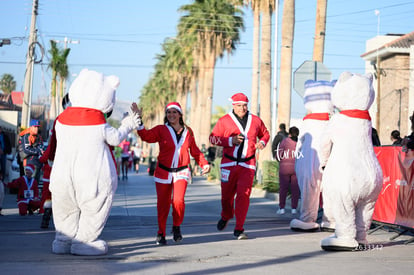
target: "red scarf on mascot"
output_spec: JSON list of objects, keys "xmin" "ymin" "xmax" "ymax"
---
[
  {"xmin": 303, "ymin": 113, "xmax": 330, "ymax": 121},
  {"xmin": 340, "ymin": 109, "xmax": 371, "ymax": 120}
]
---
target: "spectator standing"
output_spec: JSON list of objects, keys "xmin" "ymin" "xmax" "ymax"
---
[
  {"xmin": 276, "ymin": 126, "xmax": 300, "ymax": 215},
  {"xmin": 135, "ymin": 102, "xmax": 210, "ymax": 245},
  {"xmin": 372, "ymin": 127, "xmax": 381, "ymax": 146},
  {"xmin": 390, "ymin": 130, "xmax": 403, "ymax": 146},
  {"xmin": 119, "ymin": 139, "xmax": 130, "ymax": 180},
  {"xmin": 0, "ymin": 173, "xmax": 4, "ymax": 215},
  {"xmin": 0, "ymin": 128, "xmax": 12, "ymax": 178},
  {"xmin": 271, "ymin": 123, "xmax": 288, "ymax": 160},
  {"xmin": 209, "ymin": 93, "xmax": 270, "ymax": 240},
  {"xmin": 133, "ymin": 143, "xmax": 142, "ymax": 173},
  {"xmin": 18, "ymin": 119, "xmax": 44, "ymax": 182}
]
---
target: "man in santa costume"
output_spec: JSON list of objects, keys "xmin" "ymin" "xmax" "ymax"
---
[
  {"xmin": 209, "ymin": 92, "xmax": 270, "ymax": 239},
  {"xmin": 50, "ymin": 69, "xmax": 140, "ymax": 255}
]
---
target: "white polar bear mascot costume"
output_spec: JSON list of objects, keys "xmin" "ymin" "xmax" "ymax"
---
[
  {"xmin": 319, "ymin": 72, "xmax": 383, "ymax": 251},
  {"xmin": 290, "ymin": 80, "xmax": 336, "ymax": 232},
  {"xmin": 50, "ymin": 69, "xmax": 140, "ymax": 255}
]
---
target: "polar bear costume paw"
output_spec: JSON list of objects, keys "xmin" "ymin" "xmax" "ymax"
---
[
  {"xmin": 71, "ymin": 239, "xmax": 108, "ymax": 256},
  {"xmin": 320, "ymin": 221, "xmax": 335, "ymax": 232},
  {"xmin": 290, "ymin": 219, "xmax": 320, "ymax": 232},
  {"xmin": 321, "ymin": 235, "xmax": 358, "ymax": 251},
  {"xmin": 52, "ymin": 239, "xmax": 72, "ymax": 254}
]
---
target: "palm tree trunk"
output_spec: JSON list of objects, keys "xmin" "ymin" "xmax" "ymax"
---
[
  {"xmin": 198, "ymin": 33, "xmax": 216, "ymax": 147},
  {"xmin": 277, "ymin": 0, "xmax": 295, "ymax": 128},
  {"xmin": 200, "ymin": 52, "xmax": 216, "ymax": 147},
  {"xmin": 50, "ymin": 73, "xmax": 57, "ymax": 121},
  {"xmin": 250, "ymin": 5, "xmax": 260, "ymax": 115},
  {"xmin": 258, "ymin": 6, "xmax": 273, "ymax": 166}
]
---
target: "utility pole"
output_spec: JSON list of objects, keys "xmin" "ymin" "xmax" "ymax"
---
[
  {"xmin": 272, "ymin": 0, "xmax": 279, "ymax": 140},
  {"xmin": 375, "ymin": 10, "xmax": 381, "ymax": 136},
  {"xmin": 313, "ymin": 0, "xmax": 327, "ymax": 62},
  {"xmin": 21, "ymin": 0, "xmax": 38, "ymax": 129}
]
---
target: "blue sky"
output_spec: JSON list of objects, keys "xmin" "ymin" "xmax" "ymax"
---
[{"xmin": 1, "ymin": 0, "xmax": 413, "ymax": 119}]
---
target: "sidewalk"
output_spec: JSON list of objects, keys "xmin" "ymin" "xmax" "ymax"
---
[{"xmin": 0, "ymin": 168, "xmax": 413, "ymax": 275}]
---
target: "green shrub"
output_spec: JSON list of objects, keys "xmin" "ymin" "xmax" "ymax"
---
[
  {"xmin": 207, "ymin": 157, "xmax": 222, "ymax": 182},
  {"xmin": 261, "ymin": 160, "xmax": 279, "ymax": 193}
]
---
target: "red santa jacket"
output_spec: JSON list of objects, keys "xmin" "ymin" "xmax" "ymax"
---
[
  {"xmin": 209, "ymin": 112, "xmax": 270, "ymax": 170},
  {"xmin": 6, "ymin": 176, "xmax": 39, "ymax": 205},
  {"xmin": 138, "ymin": 124, "xmax": 208, "ymax": 184}
]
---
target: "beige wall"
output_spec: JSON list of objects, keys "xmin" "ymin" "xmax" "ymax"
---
[{"xmin": 377, "ymin": 54, "xmax": 410, "ymax": 144}]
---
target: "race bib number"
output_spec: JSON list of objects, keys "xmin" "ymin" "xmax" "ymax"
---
[
  {"xmin": 24, "ymin": 190, "xmax": 34, "ymax": 199},
  {"xmin": 175, "ymin": 169, "xmax": 190, "ymax": 181},
  {"xmin": 221, "ymin": 169, "xmax": 230, "ymax": 182}
]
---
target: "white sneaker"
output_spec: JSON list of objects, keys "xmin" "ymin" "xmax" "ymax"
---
[
  {"xmin": 291, "ymin": 209, "xmax": 297, "ymax": 214},
  {"xmin": 276, "ymin": 209, "xmax": 285, "ymax": 214}
]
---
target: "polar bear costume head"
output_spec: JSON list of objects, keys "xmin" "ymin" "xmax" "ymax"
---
[
  {"xmin": 69, "ymin": 68, "xmax": 120, "ymax": 114},
  {"xmin": 331, "ymin": 72, "xmax": 374, "ymax": 111},
  {"xmin": 303, "ymin": 80, "xmax": 335, "ymax": 114}
]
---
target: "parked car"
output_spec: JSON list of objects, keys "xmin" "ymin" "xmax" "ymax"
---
[{"xmin": 6, "ymin": 154, "xmax": 20, "ymax": 194}]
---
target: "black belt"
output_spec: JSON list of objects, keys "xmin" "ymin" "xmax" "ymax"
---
[
  {"xmin": 158, "ymin": 162, "xmax": 188, "ymax": 172},
  {"xmin": 224, "ymin": 154, "xmax": 255, "ymax": 163}
]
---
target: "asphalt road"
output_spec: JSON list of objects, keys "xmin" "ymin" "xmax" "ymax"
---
[{"xmin": 0, "ymin": 165, "xmax": 413, "ymax": 275}]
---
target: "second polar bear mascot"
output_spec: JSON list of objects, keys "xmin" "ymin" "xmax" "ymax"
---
[
  {"xmin": 290, "ymin": 80, "xmax": 336, "ymax": 232},
  {"xmin": 319, "ymin": 72, "xmax": 383, "ymax": 251},
  {"xmin": 50, "ymin": 69, "xmax": 140, "ymax": 255}
]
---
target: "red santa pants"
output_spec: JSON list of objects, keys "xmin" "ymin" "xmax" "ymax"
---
[
  {"xmin": 155, "ymin": 179, "xmax": 188, "ymax": 236},
  {"xmin": 17, "ymin": 200, "xmax": 41, "ymax": 216},
  {"xmin": 220, "ymin": 165, "xmax": 255, "ymax": 231},
  {"xmin": 40, "ymin": 181, "xmax": 52, "ymax": 213}
]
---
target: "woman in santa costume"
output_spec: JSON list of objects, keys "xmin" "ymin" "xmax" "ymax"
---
[
  {"xmin": 136, "ymin": 102, "xmax": 210, "ymax": 245},
  {"xmin": 209, "ymin": 93, "xmax": 270, "ymax": 240}
]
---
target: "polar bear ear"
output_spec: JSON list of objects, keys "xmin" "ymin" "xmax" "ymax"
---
[
  {"xmin": 106, "ymin": 75, "xmax": 120, "ymax": 89},
  {"xmin": 79, "ymin": 68, "xmax": 89, "ymax": 75},
  {"xmin": 337, "ymin": 71, "xmax": 353, "ymax": 83}
]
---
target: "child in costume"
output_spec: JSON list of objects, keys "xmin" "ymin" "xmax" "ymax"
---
[{"xmin": 4, "ymin": 164, "xmax": 41, "ymax": 216}]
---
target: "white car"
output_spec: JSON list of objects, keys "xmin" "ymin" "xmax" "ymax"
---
[{"xmin": 6, "ymin": 154, "xmax": 21, "ymax": 182}]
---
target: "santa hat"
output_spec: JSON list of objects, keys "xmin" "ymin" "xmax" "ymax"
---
[
  {"xmin": 25, "ymin": 164, "xmax": 35, "ymax": 173},
  {"xmin": 165, "ymin": 102, "xmax": 182, "ymax": 114},
  {"xmin": 229, "ymin": 93, "xmax": 249, "ymax": 105}
]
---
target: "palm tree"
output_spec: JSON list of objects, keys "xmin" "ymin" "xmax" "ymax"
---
[
  {"xmin": 56, "ymin": 49, "xmax": 70, "ymax": 115},
  {"xmin": 277, "ymin": 0, "xmax": 295, "ymax": 129},
  {"xmin": 48, "ymin": 40, "xmax": 70, "ymax": 120},
  {"xmin": 258, "ymin": 0, "xmax": 275, "ymax": 165},
  {"xmin": 249, "ymin": 0, "xmax": 261, "ymax": 115},
  {"xmin": 178, "ymin": 0, "xmax": 244, "ymax": 146},
  {"xmin": 0, "ymin": 73, "xmax": 16, "ymax": 94}
]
